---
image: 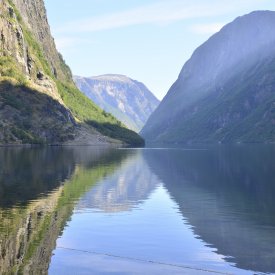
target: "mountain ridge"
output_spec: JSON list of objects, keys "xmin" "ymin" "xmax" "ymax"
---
[
  {"xmin": 74, "ymin": 74, "xmax": 159, "ymax": 132},
  {"xmin": 141, "ymin": 10, "xmax": 275, "ymax": 144}
]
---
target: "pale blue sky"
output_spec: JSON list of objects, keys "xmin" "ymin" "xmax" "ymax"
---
[{"xmin": 44, "ymin": 0, "xmax": 275, "ymax": 99}]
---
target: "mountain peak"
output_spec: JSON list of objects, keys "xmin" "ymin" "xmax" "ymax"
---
[
  {"xmin": 90, "ymin": 74, "xmax": 130, "ymax": 82},
  {"xmin": 141, "ymin": 10, "xmax": 275, "ymax": 144},
  {"xmin": 74, "ymin": 75, "xmax": 159, "ymax": 132}
]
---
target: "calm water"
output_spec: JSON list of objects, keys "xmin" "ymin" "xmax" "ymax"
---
[{"xmin": 0, "ymin": 145, "xmax": 275, "ymax": 274}]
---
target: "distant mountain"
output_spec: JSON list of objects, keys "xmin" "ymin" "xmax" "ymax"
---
[
  {"xmin": 141, "ymin": 11, "xmax": 275, "ymax": 144},
  {"xmin": 74, "ymin": 74, "xmax": 159, "ymax": 132}
]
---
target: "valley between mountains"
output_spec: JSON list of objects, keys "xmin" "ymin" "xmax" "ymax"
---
[{"xmin": 0, "ymin": 0, "xmax": 274, "ymax": 146}]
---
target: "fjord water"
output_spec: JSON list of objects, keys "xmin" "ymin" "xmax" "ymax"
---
[{"xmin": 0, "ymin": 146, "xmax": 275, "ymax": 274}]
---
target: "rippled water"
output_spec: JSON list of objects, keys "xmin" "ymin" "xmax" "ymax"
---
[{"xmin": 0, "ymin": 145, "xmax": 275, "ymax": 274}]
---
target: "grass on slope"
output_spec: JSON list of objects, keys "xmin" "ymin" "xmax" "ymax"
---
[
  {"xmin": 56, "ymin": 81, "xmax": 144, "ymax": 146},
  {"xmin": 0, "ymin": 56, "xmax": 27, "ymax": 84}
]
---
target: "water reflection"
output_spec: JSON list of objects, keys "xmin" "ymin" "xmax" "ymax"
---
[
  {"xmin": 0, "ymin": 147, "xmax": 128, "ymax": 274},
  {"xmin": 1, "ymin": 145, "xmax": 275, "ymax": 274},
  {"xmin": 0, "ymin": 147, "xmax": 74, "ymax": 207},
  {"xmin": 144, "ymin": 145, "xmax": 275, "ymax": 274},
  {"xmin": 77, "ymin": 151, "xmax": 158, "ymax": 213}
]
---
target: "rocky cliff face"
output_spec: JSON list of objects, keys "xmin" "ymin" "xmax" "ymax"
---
[
  {"xmin": 141, "ymin": 11, "xmax": 275, "ymax": 144},
  {"xmin": 11, "ymin": 0, "xmax": 71, "ymax": 82},
  {"xmin": 0, "ymin": 0, "xmax": 66, "ymax": 100},
  {"xmin": 0, "ymin": 0, "xmax": 144, "ymax": 146},
  {"xmin": 74, "ymin": 74, "xmax": 159, "ymax": 132}
]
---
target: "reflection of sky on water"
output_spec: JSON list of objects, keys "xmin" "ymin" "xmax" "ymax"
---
[
  {"xmin": 52, "ymin": 184, "xmax": 248, "ymax": 274},
  {"xmin": 76, "ymin": 152, "xmax": 159, "ymax": 213}
]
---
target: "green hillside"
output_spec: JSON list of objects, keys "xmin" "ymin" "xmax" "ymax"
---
[{"xmin": 0, "ymin": 0, "xmax": 144, "ymax": 146}]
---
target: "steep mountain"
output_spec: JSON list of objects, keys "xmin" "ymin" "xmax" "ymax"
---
[
  {"xmin": 141, "ymin": 11, "xmax": 275, "ymax": 144},
  {"xmin": 0, "ymin": 0, "xmax": 144, "ymax": 146},
  {"xmin": 74, "ymin": 74, "xmax": 159, "ymax": 132}
]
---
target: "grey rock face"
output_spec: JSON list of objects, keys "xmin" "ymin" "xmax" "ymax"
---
[
  {"xmin": 74, "ymin": 74, "xmax": 159, "ymax": 132},
  {"xmin": 141, "ymin": 11, "xmax": 275, "ymax": 144},
  {"xmin": 11, "ymin": 0, "xmax": 72, "ymax": 81}
]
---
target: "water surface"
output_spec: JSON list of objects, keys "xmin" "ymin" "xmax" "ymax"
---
[{"xmin": 0, "ymin": 145, "xmax": 275, "ymax": 274}]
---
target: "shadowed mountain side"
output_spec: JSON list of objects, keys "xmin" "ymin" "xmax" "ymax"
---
[
  {"xmin": 0, "ymin": 81, "xmax": 144, "ymax": 146},
  {"xmin": 143, "ymin": 146, "xmax": 275, "ymax": 274},
  {"xmin": 0, "ymin": 147, "xmax": 130, "ymax": 274},
  {"xmin": 141, "ymin": 11, "xmax": 275, "ymax": 144},
  {"xmin": 156, "ymin": 56, "xmax": 275, "ymax": 143},
  {"xmin": 86, "ymin": 120, "xmax": 145, "ymax": 147},
  {"xmin": 0, "ymin": 80, "xmax": 76, "ymax": 144},
  {"xmin": 77, "ymin": 151, "xmax": 159, "ymax": 213}
]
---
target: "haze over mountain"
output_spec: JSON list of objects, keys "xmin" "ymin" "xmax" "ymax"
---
[
  {"xmin": 74, "ymin": 74, "xmax": 159, "ymax": 132},
  {"xmin": 141, "ymin": 11, "xmax": 275, "ymax": 144},
  {"xmin": 0, "ymin": 0, "xmax": 143, "ymax": 146}
]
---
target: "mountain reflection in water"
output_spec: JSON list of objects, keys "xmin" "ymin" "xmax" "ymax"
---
[
  {"xmin": 76, "ymin": 152, "xmax": 158, "ymax": 213},
  {"xmin": 0, "ymin": 145, "xmax": 275, "ymax": 274},
  {"xmin": 144, "ymin": 145, "xmax": 275, "ymax": 274},
  {"xmin": 0, "ymin": 147, "xmax": 128, "ymax": 274}
]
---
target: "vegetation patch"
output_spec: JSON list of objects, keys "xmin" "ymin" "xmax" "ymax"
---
[
  {"xmin": 0, "ymin": 56, "xmax": 27, "ymax": 85},
  {"xmin": 57, "ymin": 81, "xmax": 144, "ymax": 146}
]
